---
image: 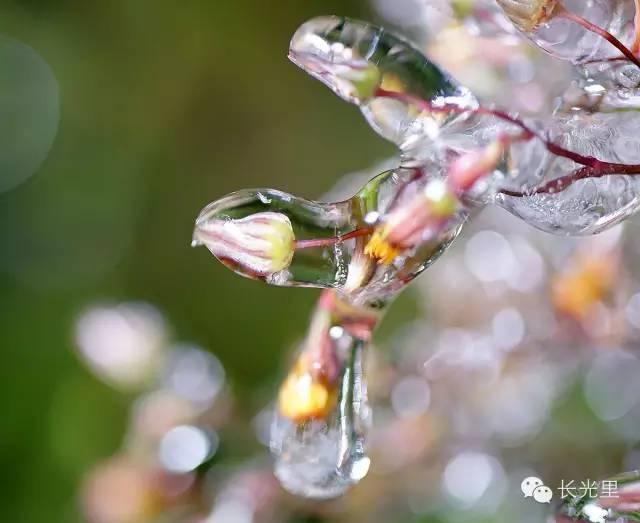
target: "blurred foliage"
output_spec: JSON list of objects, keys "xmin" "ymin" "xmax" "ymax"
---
[{"xmin": 0, "ymin": 1, "xmax": 398, "ymax": 521}]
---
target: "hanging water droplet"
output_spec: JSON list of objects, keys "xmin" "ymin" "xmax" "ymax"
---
[
  {"xmin": 269, "ymin": 291, "xmax": 375, "ymax": 499},
  {"xmin": 270, "ymin": 342, "xmax": 371, "ymax": 499}
]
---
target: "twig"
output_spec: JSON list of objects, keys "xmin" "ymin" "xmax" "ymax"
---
[
  {"xmin": 294, "ymin": 227, "xmax": 373, "ymax": 250},
  {"xmin": 557, "ymin": 3, "xmax": 640, "ymax": 69}
]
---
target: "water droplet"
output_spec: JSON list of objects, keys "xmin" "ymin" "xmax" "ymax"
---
[
  {"xmin": 289, "ymin": 16, "xmax": 477, "ymax": 150},
  {"xmin": 270, "ymin": 291, "xmax": 374, "ymax": 499}
]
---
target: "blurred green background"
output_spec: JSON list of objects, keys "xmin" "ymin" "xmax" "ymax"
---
[{"xmin": 0, "ymin": 1, "xmax": 402, "ymax": 521}]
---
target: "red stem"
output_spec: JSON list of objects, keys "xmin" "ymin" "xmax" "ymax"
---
[
  {"xmin": 374, "ymin": 88, "xmax": 603, "ymax": 169},
  {"xmin": 557, "ymin": 5, "xmax": 640, "ymax": 69},
  {"xmin": 374, "ymin": 87, "xmax": 640, "ymax": 197},
  {"xmin": 294, "ymin": 227, "xmax": 373, "ymax": 250},
  {"xmin": 501, "ymin": 163, "xmax": 640, "ymax": 197}
]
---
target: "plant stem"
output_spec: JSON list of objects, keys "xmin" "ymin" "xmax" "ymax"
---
[
  {"xmin": 374, "ymin": 88, "xmax": 602, "ymax": 168},
  {"xmin": 501, "ymin": 163, "xmax": 640, "ymax": 197},
  {"xmin": 373, "ymin": 87, "xmax": 640, "ymax": 197},
  {"xmin": 557, "ymin": 4, "xmax": 640, "ymax": 69},
  {"xmin": 294, "ymin": 227, "xmax": 374, "ymax": 250}
]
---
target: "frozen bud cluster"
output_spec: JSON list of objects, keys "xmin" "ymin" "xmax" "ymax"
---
[{"xmin": 193, "ymin": 9, "xmax": 640, "ymax": 499}]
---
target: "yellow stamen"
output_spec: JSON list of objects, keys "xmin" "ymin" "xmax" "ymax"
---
[
  {"xmin": 364, "ymin": 228, "xmax": 400, "ymax": 265},
  {"xmin": 278, "ymin": 361, "xmax": 335, "ymax": 422}
]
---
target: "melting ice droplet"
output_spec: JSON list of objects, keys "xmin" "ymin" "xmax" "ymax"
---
[
  {"xmin": 288, "ymin": 16, "xmax": 477, "ymax": 150},
  {"xmin": 270, "ymin": 291, "xmax": 375, "ymax": 499}
]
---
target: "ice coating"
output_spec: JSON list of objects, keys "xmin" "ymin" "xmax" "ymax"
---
[
  {"xmin": 193, "ymin": 170, "xmax": 466, "ymax": 304},
  {"xmin": 285, "ymin": 16, "xmax": 640, "ymax": 236},
  {"xmin": 496, "ymin": 0, "xmax": 638, "ymax": 64},
  {"xmin": 193, "ymin": 188, "xmax": 351, "ymax": 287},
  {"xmin": 497, "ymin": 108, "xmax": 640, "ymax": 235},
  {"xmin": 192, "ymin": 15, "xmax": 640, "ymax": 499},
  {"xmin": 560, "ymin": 62, "xmax": 640, "ymax": 113},
  {"xmin": 271, "ymin": 290, "xmax": 375, "ymax": 499},
  {"xmin": 289, "ymin": 16, "xmax": 478, "ymax": 152}
]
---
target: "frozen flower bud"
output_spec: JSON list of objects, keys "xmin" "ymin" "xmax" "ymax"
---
[
  {"xmin": 193, "ymin": 211, "xmax": 295, "ymax": 277},
  {"xmin": 278, "ymin": 293, "xmax": 340, "ymax": 422},
  {"xmin": 365, "ymin": 179, "xmax": 459, "ymax": 264},
  {"xmin": 289, "ymin": 16, "xmax": 476, "ymax": 149},
  {"xmin": 278, "ymin": 357, "xmax": 336, "ymax": 423},
  {"xmin": 449, "ymin": 140, "xmax": 505, "ymax": 193},
  {"xmin": 271, "ymin": 291, "xmax": 372, "ymax": 499}
]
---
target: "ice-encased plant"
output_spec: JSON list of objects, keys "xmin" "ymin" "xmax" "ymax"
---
[{"xmin": 193, "ymin": 3, "xmax": 640, "ymax": 500}]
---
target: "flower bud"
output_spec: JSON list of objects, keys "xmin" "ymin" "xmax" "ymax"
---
[
  {"xmin": 193, "ymin": 212, "xmax": 295, "ymax": 277},
  {"xmin": 278, "ymin": 357, "xmax": 336, "ymax": 422},
  {"xmin": 365, "ymin": 180, "xmax": 459, "ymax": 264},
  {"xmin": 449, "ymin": 140, "xmax": 505, "ymax": 194}
]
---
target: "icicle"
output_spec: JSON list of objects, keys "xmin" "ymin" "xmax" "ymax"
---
[{"xmin": 270, "ymin": 290, "xmax": 378, "ymax": 499}]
